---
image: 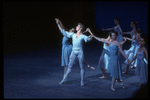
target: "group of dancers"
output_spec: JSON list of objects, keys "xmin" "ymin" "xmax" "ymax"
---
[{"xmin": 55, "ymin": 18, "xmax": 148, "ymax": 92}]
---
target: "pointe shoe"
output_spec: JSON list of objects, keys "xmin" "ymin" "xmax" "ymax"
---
[
  {"xmin": 99, "ymin": 76, "xmax": 107, "ymax": 79},
  {"xmin": 111, "ymin": 87, "xmax": 116, "ymax": 92},
  {"xmin": 59, "ymin": 78, "xmax": 67, "ymax": 84}
]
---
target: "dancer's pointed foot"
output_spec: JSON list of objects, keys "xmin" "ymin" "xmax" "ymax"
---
[
  {"xmin": 88, "ymin": 65, "xmax": 95, "ymax": 70},
  {"xmin": 121, "ymin": 85, "xmax": 126, "ymax": 89},
  {"xmin": 90, "ymin": 66, "xmax": 95, "ymax": 70},
  {"xmin": 59, "ymin": 78, "xmax": 67, "ymax": 84},
  {"xmin": 120, "ymin": 83, "xmax": 126, "ymax": 89},
  {"xmin": 116, "ymin": 79, "xmax": 123, "ymax": 82},
  {"xmin": 81, "ymin": 81, "xmax": 84, "ymax": 86},
  {"xmin": 122, "ymin": 70, "xmax": 128, "ymax": 74},
  {"xmin": 131, "ymin": 65, "xmax": 136, "ymax": 69},
  {"xmin": 111, "ymin": 86, "xmax": 116, "ymax": 92},
  {"xmin": 99, "ymin": 75, "xmax": 107, "ymax": 79}
]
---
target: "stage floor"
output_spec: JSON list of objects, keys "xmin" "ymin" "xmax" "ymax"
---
[{"xmin": 3, "ymin": 43, "xmax": 148, "ymax": 99}]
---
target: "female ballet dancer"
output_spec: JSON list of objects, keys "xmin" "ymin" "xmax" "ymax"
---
[
  {"xmin": 89, "ymin": 31, "xmax": 130, "ymax": 91},
  {"xmin": 129, "ymin": 38, "xmax": 148, "ymax": 88},
  {"xmin": 126, "ymin": 28, "xmax": 147, "ymax": 69},
  {"xmin": 96, "ymin": 32, "xmax": 127, "ymax": 79},
  {"xmin": 122, "ymin": 21, "xmax": 139, "ymax": 74},
  {"xmin": 102, "ymin": 18, "xmax": 123, "ymax": 44},
  {"xmin": 55, "ymin": 18, "xmax": 95, "ymax": 78},
  {"xmin": 56, "ymin": 18, "xmax": 93, "ymax": 86}
]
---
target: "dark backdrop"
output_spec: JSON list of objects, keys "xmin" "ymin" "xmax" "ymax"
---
[
  {"xmin": 3, "ymin": 2, "xmax": 148, "ymax": 54},
  {"xmin": 3, "ymin": 2, "xmax": 97, "ymax": 54}
]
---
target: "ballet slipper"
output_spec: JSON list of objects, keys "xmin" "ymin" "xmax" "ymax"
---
[
  {"xmin": 120, "ymin": 83, "xmax": 126, "ymax": 89},
  {"xmin": 59, "ymin": 78, "xmax": 67, "ymax": 84},
  {"xmin": 99, "ymin": 75, "xmax": 107, "ymax": 79},
  {"xmin": 111, "ymin": 86, "xmax": 116, "ymax": 92},
  {"xmin": 89, "ymin": 66, "xmax": 95, "ymax": 70},
  {"xmin": 87, "ymin": 65, "xmax": 95, "ymax": 70}
]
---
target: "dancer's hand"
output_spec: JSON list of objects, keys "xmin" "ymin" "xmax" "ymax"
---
[
  {"xmin": 127, "ymin": 59, "xmax": 131, "ymax": 64},
  {"xmin": 123, "ymin": 37, "xmax": 127, "ymax": 41},
  {"xmin": 55, "ymin": 18, "xmax": 60, "ymax": 24},
  {"xmin": 88, "ymin": 29, "xmax": 93, "ymax": 35},
  {"xmin": 69, "ymin": 28, "xmax": 75, "ymax": 32},
  {"xmin": 123, "ymin": 37, "xmax": 127, "ymax": 40},
  {"xmin": 85, "ymin": 28, "xmax": 90, "ymax": 32}
]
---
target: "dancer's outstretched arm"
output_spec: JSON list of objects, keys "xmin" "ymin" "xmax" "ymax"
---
[
  {"xmin": 120, "ymin": 37, "xmax": 127, "ymax": 45},
  {"xmin": 116, "ymin": 41, "xmax": 130, "ymax": 62},
  {"xmin": 129, "ymin": 54, "xmax": 137, "ymax": 64},
  {"xmin": 102, "ymin": 27, "xmax": 115, "ymax": 31},
  {"xmin": 88, "ymin": 29, "xmax": 110, "ymax": 44},
  {"xmin": 124, "ymin": 29, "xmax": 136, "ymax": 42},
  {"xmin": 122, "ymin": 31, "xmax": 130, "ymax": 35}
]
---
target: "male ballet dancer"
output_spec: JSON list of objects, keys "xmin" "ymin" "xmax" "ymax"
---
[{"xmin": 55, "ymin": 18, "xmax": 92, "ymax": 86}]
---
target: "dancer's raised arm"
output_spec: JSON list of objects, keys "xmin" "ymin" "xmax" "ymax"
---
[
  {"xmin": 55, "ymin": 18, "xmax": 64, "ymax": 31},
  {"xmin": 55, "ymin": 18, "xmax": 74, "ymax": 38}
]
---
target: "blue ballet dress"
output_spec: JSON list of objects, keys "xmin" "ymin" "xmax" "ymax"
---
[
  {"xmin": 124, "ymin": 31, "xmax": 139, "ymax": 66},
  {"xmin": 107, "ymin": 43, "xmax": 122, "ymax": 79},
  {"xmin": 114, "ymin": 26, "xmax": 123, "ymax": 43},
  {"xmin": 61, "ymin": 36, "xmax": 72, "ymax": 67},
  {"xmin": 98, "ymin": 43, "xmax": 110, "ymax": 70},
  {"xmin": 135, "ymin": 50, "xmax": 148, "ymax": 85}
]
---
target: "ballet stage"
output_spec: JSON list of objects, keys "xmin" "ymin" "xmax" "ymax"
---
[{"xmin": 3, "ymin": 41, "xmax": 148, "ymax": 99}]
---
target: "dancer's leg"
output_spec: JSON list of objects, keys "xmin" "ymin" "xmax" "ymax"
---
[
  {"xmin": 59, "ymin": 51, "xmax": 76, "ymax": 84},
  {"xmin": 122, "ymin": 65, "xmax": 129, "ymax": 74},
  {"xmin": 99, "ymin": 68, "xmax": 107, "ymax": 79},
  {"xmin": 84, "ymin": 60, "xmax": 95, "ymax": 70},
  {"xmin": 63, "ymin": 66, "xmax": 68, "ymax": 78},
  {"xmin": 111, "ymin": 78, "xmax": 116, "ymax": 91},
  {"xmin": 116, "ymin": 79, "xmax": 126, "ymax": 89},
  {"xmin": 78, "ymin": 50, "xmax": 84, "ymax": 86}
]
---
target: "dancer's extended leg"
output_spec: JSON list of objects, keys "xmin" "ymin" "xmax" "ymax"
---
[{"xmin": 59, "ymin": 51, "xmax": 76, "ymax": 84}]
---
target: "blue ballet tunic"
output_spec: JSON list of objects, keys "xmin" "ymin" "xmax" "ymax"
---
[
  {"xmin": 61, "ymin": 33, "xmax": 72, "ymax": 67},
  {"xmin": 114, "ymin": 26, "xmax": 123, "ymax": 42},
  {"xmin": 107, "ymin": 43, "xmax": 122, "ymax": 79},
  {"xmin": 124, "ymin": 31, "xmax": 139, "ymax": 66},
  {"xmin": 98, "ymin": 43, "xmax": 110, "ymax": 70}
]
